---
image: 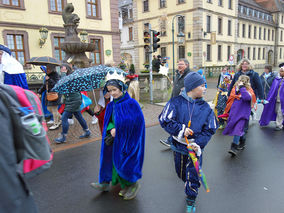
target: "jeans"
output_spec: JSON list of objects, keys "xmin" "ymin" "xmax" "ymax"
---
[
  {"xmin": 61, "ymin": 111, "xmax": 88, "ymax": 135},
  {"xmin": 233, "ymin": 135, "xmax": 241, "ymax": 145}
]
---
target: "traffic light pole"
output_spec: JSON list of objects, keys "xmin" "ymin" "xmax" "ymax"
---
[{"xmin": 149, "ymin": 24, "xmax": 153, "ymax": 104}]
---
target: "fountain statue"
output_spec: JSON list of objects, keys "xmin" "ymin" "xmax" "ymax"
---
[{"xmin": 61, "ymin": 3, "xmax": 96, "ymax": 68}]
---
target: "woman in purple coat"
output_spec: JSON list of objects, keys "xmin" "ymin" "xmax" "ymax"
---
[
  {"xmin": 259, "ymin": 67, "xmax": 284, "ymax": 130},
  {"xmin": 223, "ymin": 75, "xmax": 255, "ymax": 156}
]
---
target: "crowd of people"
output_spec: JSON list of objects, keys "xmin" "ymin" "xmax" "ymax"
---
[{"xmin": 1, "ymin": 41, "xmax": 284, "ymax": 213}]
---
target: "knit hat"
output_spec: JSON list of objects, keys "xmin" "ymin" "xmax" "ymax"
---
[{"xmin": 184, "ymin": 72, "xmax": 206, "ymax": 93}]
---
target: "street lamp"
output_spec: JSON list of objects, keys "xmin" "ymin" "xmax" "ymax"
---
[{"xmin": 172, "ymin": 15, "xmax": 185, "ymax": 81}]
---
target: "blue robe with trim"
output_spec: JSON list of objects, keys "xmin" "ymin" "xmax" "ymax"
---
[
  {"xmin": 4, "ymin": 72, "xmax": 29, "ymax": 89},
  {"xmin": 99, "ymin": 92, "xmax": 145, "ymax": 183}
]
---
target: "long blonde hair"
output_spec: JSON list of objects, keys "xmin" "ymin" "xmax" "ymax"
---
[
  {"xmin": 234, "ymin": 75, "xmax": 251, "ymax": 90},
  {"xmin": 236, "ymin": 58, "xmax": 253, "ymax": 71}
]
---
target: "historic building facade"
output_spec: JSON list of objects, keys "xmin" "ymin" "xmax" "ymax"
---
[
  {"xmin": 0, "ymin": 0, "xmax": 120, "ymax": 80},
  {"xmin": 131, "ymin": 0, "xmax": 284, "ymax": 72}
]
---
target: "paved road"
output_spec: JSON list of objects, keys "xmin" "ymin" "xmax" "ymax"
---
[{"xmin": 29, "ymin": 121, "xmax": 284, "ymax": 213}]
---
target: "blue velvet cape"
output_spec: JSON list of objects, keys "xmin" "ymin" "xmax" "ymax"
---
[
  {"xmin": 4, "ymin": 72, "xmax": 29, "ymax": 89},
  {"xmin": 99, "ymin": 92, "xmax": 145, "ymax": 183}
]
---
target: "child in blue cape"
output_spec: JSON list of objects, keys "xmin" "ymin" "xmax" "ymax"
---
[
  {"xmin": 159, "ymin": 72, "xmax": 218, "ymax": 213},
  {"xmin": 90, "ymin": 70, "xmax": 145, "ymax": 200}
]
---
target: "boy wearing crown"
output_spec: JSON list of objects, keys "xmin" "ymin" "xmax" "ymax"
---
[{"xmin": 90, "ymin": 69, "xmax": 145, "ymax": 200}]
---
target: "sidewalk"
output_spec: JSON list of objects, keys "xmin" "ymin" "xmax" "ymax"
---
[{"xmin": 47, "ymin": 103, "xmax": 164, "ymax": 152}]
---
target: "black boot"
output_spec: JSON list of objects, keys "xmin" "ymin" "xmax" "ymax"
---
[
  {"xmin": 228, "ymin": 143, "xmax": 238, "ymax": 156},
  {"xmin": 238, "ymin": 139, "xmax": 246, "ymax": 150}
]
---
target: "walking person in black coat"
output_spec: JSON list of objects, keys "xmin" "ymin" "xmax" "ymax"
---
[{"xmin": 260, "ymin": 65, "xmax": 276, "ymax": 99}]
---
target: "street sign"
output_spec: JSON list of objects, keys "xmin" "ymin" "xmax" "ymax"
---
[
  {"xmin": 229, "ymin": 55, "xmax": 234, "ymax": 65},
  {"xmin": 188, "ymin": 52, "xmax": 191, "ymax": 57}
]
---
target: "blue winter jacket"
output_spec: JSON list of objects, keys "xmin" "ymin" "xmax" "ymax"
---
[{"xmin": 159, "ymin": 90, "xmax": 218, "ymax": 155}]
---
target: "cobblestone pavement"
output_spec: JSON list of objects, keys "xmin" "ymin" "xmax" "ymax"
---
[{"xmin": 47, "ymin": 78, "xmax": 218, "ymax": 152}]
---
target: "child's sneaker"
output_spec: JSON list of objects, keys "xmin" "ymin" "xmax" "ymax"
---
[
  {"xmin": 186, "ymin": 199, "xmax": 196, "ymax": 213},
  {"xmin": 118, "ymin": 187, "xmax": 128, "ymax": 197},
  {"xmin": 237, "ymin": 139, "xmax": 246, "ymax": 150},
  {"xmin": 123, "ymin": 182, "xmax": 140, "ymax": 200},
  {"xmin": 79, "ymin": 129, "xmax": 91, "ymax": 139},
  {"xmin": 228, "ymin": 143, "xmax": 238, "ymax": 156},
  {"xmin": 90, "ymin": 182, "xmax": 110, "ymax": 191},
  {"xmin": 47, "ymin": 120, "xmax": 54, "ymax": 125}
]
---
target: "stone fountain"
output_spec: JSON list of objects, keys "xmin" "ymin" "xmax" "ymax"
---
[{"xmin": 61, "ymin": 3, "xmax": 95, "ymax": 68}]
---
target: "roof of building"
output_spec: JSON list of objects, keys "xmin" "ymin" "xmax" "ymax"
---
[{"xmin": 254, "ymin": 0, "xmax": 284, "ymax": 12}]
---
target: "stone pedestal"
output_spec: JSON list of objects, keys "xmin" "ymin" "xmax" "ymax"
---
[{"xmin": 139, "ymin": 73, "xmax": 170, "ymax": 103}]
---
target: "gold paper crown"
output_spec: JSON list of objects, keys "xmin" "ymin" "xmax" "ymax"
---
[{"xmin": 105, "ymin": 69, "xmax": 126, "ymax": 83}]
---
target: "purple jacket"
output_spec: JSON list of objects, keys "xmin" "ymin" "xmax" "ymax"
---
[
  {"xmin": 259, "ymin": 75, "xmax": 284, "ymax": 126},
  {"xmin": 223, "ymin": 87, "xmax": 252, "ymax": 136}
]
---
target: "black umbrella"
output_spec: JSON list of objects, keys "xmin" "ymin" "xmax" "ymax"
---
[{"xmin": 26, "ymin": 56, "xmax": 61, "ymax": 66}]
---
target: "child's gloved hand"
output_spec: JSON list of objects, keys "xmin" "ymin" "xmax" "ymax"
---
[{"xmin": 184, "ymin": 128, "xmax": 194, "ymax": 137}]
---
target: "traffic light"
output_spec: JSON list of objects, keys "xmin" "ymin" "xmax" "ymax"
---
[
  {"xmin": 152, "ymin": 30, "xmax": 160, "ymax": 52},
  {"xmin": 144, "ymin": 31, "xmax": 151, "ymax": 52}
]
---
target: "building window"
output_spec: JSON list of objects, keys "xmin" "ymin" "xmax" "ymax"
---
[
  {"xmin": 281, "ymin": 30, "xmax": 283, "ymax": 42},
  {"xmin": 218, "ymin": 45, "xmax": 222, "ymax": 61},
  {"xmin": 206, "ymin": 15, "xmax": 211, "ymax": 33},
  {"xmin": 53, "ymin": 36, "xmax": 65, "ymax": 61},
  {"xmin": 128, "ymin": 27, "xmax": 133, "ymax": 41},
  {"xmin": 143, "ymin": 0, "xmax": 149, "ymax": 12},
  {"xmin": 242, "ymin": 24, "xmax": 245, "ymax": 38},
  {"xmin": 161, "ymin": 47, "xmax": 167, "ymax": 58},
  {"xmin": 178, "ymin": 46, "xmax": 185, "ymax": 59},
  {"xmin": 272, "ymin": 30, "xmax": 274, "ymax": 41},
  {"xmin": 228, "ymin": 0, "xmax": 232, "ymax": 9},
  {"xmin": 178, "ymin": 16, "xmax": 185, "ymax": 33},
  {"xmin": 227, "ymin": 45, "xmax": 231, "ymax": 60},
  {"xmin": 178, "ymin": 0, "xmax": 185, "ymax": 3},
  {"xmin": 263, "ymin": 28, "xmax": 266, "ymax": 40},
  {"xmin": 160, "ymin": 19, "xmax": 167, "ymax": 36},
  {"xmin": 90, "ymin": 38, "xmax": 102, "ymax": 65},
  {"xmin": 228, "ymin": 20, "xmax": 232, "ymax": 36},
  {"xmin": 254, "ymin": 26, "xmax": 257, "ymax": 39},
  {"xmin": 1, "ymin": 0, "xmax": 24, "ymax": 8},
  {"xmin": 248, "ymin": 47, "xmax": 250, "ymax": 59},
  {"xmin": 207, "ymin": 44, "xmax": 211, "ymax": 61},
  {"xmin": 259, "ymin": 27, "xmax": 262, "ymax": 40},
  {"xmin": 6, "ymin": 33, "xmax": 26, "ymax": 65},
  {"xmin": 218, "ymin": 0, "xmax": 223, "ymax": 6},
  {"xmin": 207, "ymin": 0, "xmax": 212, "ymax": 3},
  {"xmin": 218, "ymin": 18, "xmax": 222, "ymax": 35},
  {"xmin": 282, "ymin": 15, "xmax": 284, "ymax": 24},
  {"xmin": 263, "ymin": 48, "xmax": 265, "ymax": 60},
  {"xmin": 237, "ymin": 23, "xmax": 239, "ymax": 37},
  {"xmin": 86, "ymin": 0, "xmax": 100, "ymax": 18},
  {"xmin": 280, "ymin": 48, "xmax": 282, "ymax": 59},
  {"xmin": 253, "ymin": 47, "xmax": 256, "ymax": 60},
  {"xmin": 49, "ymin": 0, "xmax": 66, "ymax": 13},
  {"xmin": 268, "ymin": 29, "xmax": 270, "ymax": 40},
  {"xmin": 258, "ymin": 48, "xmax": 261, "ymax": 60},
  {"xmin": 248, "ymin": 25, "xmax": 251, "ymax": 38},
  {"xmin": 160, "ymin": 0, "xmax": 166, "ymax": 8}
]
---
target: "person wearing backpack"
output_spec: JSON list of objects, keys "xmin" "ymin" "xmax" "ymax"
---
[{"xmin": 0, "ymin": 84, "xmax": 53, "ymax": 213}]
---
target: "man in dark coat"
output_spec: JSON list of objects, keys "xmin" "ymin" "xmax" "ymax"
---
[
  {"xmin": 0, "ymin": 94, "xmax": 38, "ymax": 213},
  {"xmin": 160, "ymin": 58, "xmax": 192, "ymax": 147},
  {"xmin": 152, "ymin": 55, "xmax": 161, "ymax": 72}
]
